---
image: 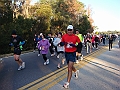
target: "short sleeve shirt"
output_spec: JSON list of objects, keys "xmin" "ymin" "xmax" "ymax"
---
[{"xmin": 61, "ymin": 34, "xmax": 80, "ymax": 52}]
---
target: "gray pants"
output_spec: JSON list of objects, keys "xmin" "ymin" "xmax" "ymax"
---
[{"xmin": 58, "ymin": 52, "xmax": 65, "ymax": 64}]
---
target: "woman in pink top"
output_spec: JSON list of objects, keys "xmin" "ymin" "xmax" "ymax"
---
[{"xmin": 38, "ymin": 34, "xmax": 50, "ymax": 65}]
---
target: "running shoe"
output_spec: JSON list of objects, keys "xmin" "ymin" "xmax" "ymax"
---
[
  {"xmin": 38, "ymin": 54, "xmax": 40, "ymax": 56},
  {"xmin": 57, "ymin": 55, "xmax": 59, "ymax": 58},
  {"xmin": 33, "ymin": 50, "xmax": 35, "ymax": 53},
  {"xmin": 22, "ymin": 62, "xmax": 25, "ymax": 69},
  {"xmin": 18, "ymin": 66, "xmax": 22, "ymax": 71},
  {"xmin": 75, "ymin": 60, "xmax": 79, "ymax": 64},
  {"xmin": 44, "ymin": 62, "xmax": 47, "ymax": 65},
  {"xmin": 57, "ymin": 66, "xmax": 60, "ymax": 69},
  {"xmin": 46, "ymin": 59, "xmax": 49, "ymax": 65},
  {"xmin": 74, "ymin": 70, "xmax": 79, "ymax": 79},
  {"xmin": 63, "ymin": 82, "xmax": 69, "ymax": 89},
  {"xmin": 80, "ymin": 55, "xmax": 83, "ymax": 60},
  {"xmin": 51, "ymin": 53, "xmax": 55, "ymax": 56}
]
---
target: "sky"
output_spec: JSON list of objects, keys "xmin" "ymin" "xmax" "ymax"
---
[{"xmin": 30, "ymin": 0, "xmax": 120, "ymax": 32}]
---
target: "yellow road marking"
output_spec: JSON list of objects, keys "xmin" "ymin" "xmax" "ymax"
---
[
  {"xmin": 28, "ymin": 68, "xmax": 67, "ymax": 90},
  {"xmin": 18, "ymin": 66, "xmax": 67, "ymax": 90},
  {"xmin": 18, "ymin": 47, "xmax": 107, "ymax": 90},
  {"xmin": 41, "ymin": 49, "xmax": 106, "ymax": 90}
]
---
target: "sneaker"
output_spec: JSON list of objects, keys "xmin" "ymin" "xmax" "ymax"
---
[
  {"xmin": 80, "ymin": 55, "xmax": 83, "ymax": 60},
  {"xmin": 22, "ymin": 62, "xmax": 25, "ymax": 69},
  {"xmin": 44, "ymin": 62, "xmax": 47, "ymax": 65},
  {"xmin": 33, "ymin": 50, "xmax": 35, "ymax": 53},
  {"xmin": 57, "ymin": 66, "xmax": 60, "ymax": 69},
  {"xmin": 75, "ymin": 60, "xmax": 79, "ymax": 64},
  {"xmin": 51, "ymin": 53, "xmax": 55, "ymax": 56},
  {"xmin": 74, "ymin": 70, "xmax": 79, "ymax": 79},
  {"xmin": 38, "ymin": 54, "xmax": 40, "ymax": 56},
  {"xmin": 46, "ymin": 59, "xmax": 49, "ymax": 64},
  {"xmin": 63, "ymin": 82, "xmax": 69, "ymax": 89},
  {"xmin": 18, "ymin": 66, "xmax": 22, "ymax": 71},
  {"xmin": 57, "ymin": 55, "xmax": 59, "ymax": 58}
]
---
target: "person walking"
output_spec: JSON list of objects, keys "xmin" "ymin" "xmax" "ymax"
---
[
  {"xmin": 37, "ymin": 34, "xmax": 50, "ymax": 65},
  {"xmin": 85, "ymin": 33, "xmax": 92, "ymax": 54},
  {"xmin": 108, "ymin": 34, "xmax": 113, "ymax": 51},
  {"xmin": 61, "ymin": 25, "xmax": 80, "ymax": 89},
  {"xmin": 53, "ymin": 32, "xmax": 65, "ymax": 68},
  {"xmin": 9, "ymin": 30, "xmax": 25, "ymax": 71}
]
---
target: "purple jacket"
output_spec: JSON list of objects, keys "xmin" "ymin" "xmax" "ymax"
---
[{"xmin": 38, "ymin": 39, "xmax": 50, "ymax": 54}]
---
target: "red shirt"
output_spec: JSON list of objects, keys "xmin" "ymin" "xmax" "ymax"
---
[{"xmin": 61, "ymin": 34, "xmax": 80, "ymax": 52}]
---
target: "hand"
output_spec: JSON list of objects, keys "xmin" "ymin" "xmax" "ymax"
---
[
  {"xmin": 9, "ymin": 43, "xmax": 13, "ymax": 46},
  {"xmin": 60, "ymin": 42, "xmax": 64, "ymax": 46}
]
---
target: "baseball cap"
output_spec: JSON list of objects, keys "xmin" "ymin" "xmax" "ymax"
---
[
  {"xmin": 67, "ymin": 25, "xmax": 73, "ymax": 30},
  {"xmin": 40, "ymin": 33, "xmax": 42, "ymax": 36}
]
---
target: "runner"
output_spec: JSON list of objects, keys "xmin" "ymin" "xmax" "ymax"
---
[
  {"xmin": 36, "ymin": 34, "xmax": 42, "ymax": 56},
  {"xmin": 47, "ymin": 33, "xmax": 55, "ymax": 56},
  {"xmin": 37, "ymin": 34, "xmax": 50, "ymax": 65},
  {"xmin": 94, "ymin": 35, "xmax": 100, "ymax": 49},
  {"xmin": 9, "ymin": 30, "xmax": 25, "ymax": 71},
  {"xmin": 33, "ymin": 34, "xmax": 37, "ymax": 53},
  {"xmin": 91, "ymin": 34, "xmax": 95, "ymax": 49},
  {"xmin": 61, "ymin": 25, "xmax": 80, "ymax": 89},
  {"xmin": 75, "ymin": 29, "xmax": 84, "ymax": 63},
  {"xmin": 53, "ymin": 32, "xmax": 65, "ymax": 68}
]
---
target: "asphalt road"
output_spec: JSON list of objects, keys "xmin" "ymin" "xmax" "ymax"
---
[{"xmin": 1, "ymin": 39, "xmax": 118, "ymax": 90}]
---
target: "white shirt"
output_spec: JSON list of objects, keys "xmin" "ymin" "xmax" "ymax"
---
[{"xmin": 53, "ymin": 37, "xmax": 64, "ymax": 52}]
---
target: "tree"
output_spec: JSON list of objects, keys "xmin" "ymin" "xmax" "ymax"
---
[{"xmin": 30, "ymin": 2, "xmax": 53, "ymax": 33}]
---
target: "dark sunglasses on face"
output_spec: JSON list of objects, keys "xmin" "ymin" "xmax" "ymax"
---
[{"xmin": 67, "ymin": 29, "xmax": 72, "ymax": 31}]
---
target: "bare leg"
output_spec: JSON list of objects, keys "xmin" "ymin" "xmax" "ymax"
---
[
  {"xmin": 14, "ymin": 54, "xmax": 23, "ymax": 66},
  {"xmin": 67, "ymin": 61, "xmax": 76, "ymax": 83}
]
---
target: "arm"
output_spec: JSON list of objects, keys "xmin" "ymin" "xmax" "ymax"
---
[
  {"xmin": 53, "ymin": 38, "xmax": 58, "ymax": 46},
  {"xmin": 37, "ymin": 41, "xmax": 41, "ymax": 50},
  {"xmin": 19, "ymin": 36, "xmax": 25, "ymax": 45},
  {"xmin": 46, "ymin": 40, "xmax": 50, "ymax": 49}
]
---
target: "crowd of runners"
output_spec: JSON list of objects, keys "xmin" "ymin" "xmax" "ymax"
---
[{"xmin": 9, "ymin": 24, "xmax": 118, "ymax": 89}]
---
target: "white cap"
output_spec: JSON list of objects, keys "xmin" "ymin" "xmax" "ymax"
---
[
  {"xmin": 67, "ymin": 25, "xmax": 73, "ymax": 29},
  {"xmin": 40, "ymin": 33, "xmax": 42, "ymax": 36}
]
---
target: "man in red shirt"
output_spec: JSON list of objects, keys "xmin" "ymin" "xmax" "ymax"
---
[{"xmin": 61, "ymin": 25, "xmax": 80, "ymax": 88}]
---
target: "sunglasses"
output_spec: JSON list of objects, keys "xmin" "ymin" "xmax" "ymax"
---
[{"xmin": 67, "ymin": 29, "xmax": 73, "ymax": 31}]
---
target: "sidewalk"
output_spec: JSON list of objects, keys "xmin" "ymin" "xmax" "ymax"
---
[{"xmin": 47, "ymin": 43, "xmax": 120, "ymax": 90}]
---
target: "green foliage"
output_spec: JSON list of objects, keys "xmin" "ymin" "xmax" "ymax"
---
[
  {"xmin": 74, "ymin": 15, "xmax": 91, "ymax": 35},
  {"xmin": 0, "ymin": 15, "xmax": 35, "ymax": 54},
  {"xmin": 0, "ymin": 0, "xmax": 94, "ymax": 54}
]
